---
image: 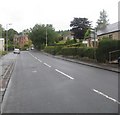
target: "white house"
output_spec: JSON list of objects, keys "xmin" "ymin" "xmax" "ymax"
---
[{"xmin": 0, "ymin": 38, "xmax": 5, "ymax": 51}]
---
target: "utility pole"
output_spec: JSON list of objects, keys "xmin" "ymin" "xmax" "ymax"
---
[
  {"xmin": 46, "ymin": 25, "xmax": 48, "ymax": 47},
  {"xmin": 6, "ymin": 23, "xmax": 12, "ymax": 52}
]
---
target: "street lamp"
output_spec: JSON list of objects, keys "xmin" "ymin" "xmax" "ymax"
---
[
  {"xmin": 46, "ymin": 25, "xmax": 48, "ymax": 47},
  {"xmin": 6, "ymin": 23, "xmax": 12, "ymax": 52}
]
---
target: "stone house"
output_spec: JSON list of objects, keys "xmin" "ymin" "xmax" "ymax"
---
[
  {"xmin": 83, "ymin": 22, "xmax": 120, "ymax": 47},
  {"xmin": 97, "ymin": 22, "xmax": 120, "ymax": 40}
]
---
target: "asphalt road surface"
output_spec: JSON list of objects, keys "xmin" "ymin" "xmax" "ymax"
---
[{"xmin": 1, "ymin": 51, "xmax": 119, "ymax": 113}]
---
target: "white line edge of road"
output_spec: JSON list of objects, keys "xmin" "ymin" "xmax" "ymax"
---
[
  {"xmin": 55, "ymin": 69, "xmax": 74, "ymax": 80},
  {"xmin": 93, "ymin": 89, "xmax": 120, "ymax": 105},
  {"xmin": 43, "ymin": 63, "xmax": 51, "ymax": 68}
]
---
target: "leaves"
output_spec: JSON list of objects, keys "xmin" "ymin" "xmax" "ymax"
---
[
  {"xmin": 70, "ymin": 18, "xmax": 91, "ymax": 40},
  {"xmin": 29, "ymin": 24, "xmax": 58, "ymax": 49},
  {"xmin": 96, "ymin": 9, "xmax": 109, "ymax": 29}
]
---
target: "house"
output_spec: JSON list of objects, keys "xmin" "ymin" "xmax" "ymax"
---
[
  {"xmin": 83, "ymin": 31, "xmax": 98, "ymax": 47},
  {"xmin": 14, "ymin": 35, "xmax": 29, "ymax": 48},
  {"xmin": 0, "ymin": 38, "xmax": 5, "ymax": 51},
  {"xmin": 97, "ymin": 22, "xmax": 120, "ymax": 40},
  {"xmin": 83, "ymin": 22, "xmax": 120, "ymax": 47}
]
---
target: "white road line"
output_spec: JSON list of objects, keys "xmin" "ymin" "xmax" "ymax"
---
[
  {"xmin": 93, "ymin": 89, "xmax": 120, "ymax": 104},
  {"xmin": 55, "ymin": 69, "xmax": 74, "ymax": 80},
  {"xmin": 43, "ymin": 63, "xmax": 51, "ymax": 68},
  {"xmin": 38, "ymin": 59, "xmax": 42, "ymax": 62}
]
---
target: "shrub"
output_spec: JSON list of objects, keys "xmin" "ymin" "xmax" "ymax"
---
[
  {"xmin": 96, "ymin": 39, "xmax": 120, "ymax": 62},
  {"xmin": 60, "ymin": 47, "xmax": 77, "ymax": 56},
  {"xmin": 44, "ymin": 46, "xmax": 63, "ymax": 55}
]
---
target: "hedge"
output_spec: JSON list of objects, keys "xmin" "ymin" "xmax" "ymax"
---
[
  {"xmin": 44, "ymin": 39, "xmax": 120, "ymax": 63},
  {"xmin": 96, "ymin": 39, "xmax": 120, "ymax": 62},
  {"xmin": 60, "ymin": 47, "xmax": 95, "ymax": 59},
  {"xmin": 44, "ymin": 46, "xmax": 62, "ymax": 55}
]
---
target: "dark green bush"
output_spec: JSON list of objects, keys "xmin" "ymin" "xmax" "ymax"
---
[
  {"xmin": 96, "ymin": 39, "xmax": 120, "ymax": 62},
  {"xmin": 60, "ymin": 47, "xmax": 95, "ymax": 59},
  {"xmin": 60, "ymin": 47, "xmax": 77, "ymax": 56},
  {"xmin": 44, "ymin": 46, "xmax": 62, "ymax": 55}
]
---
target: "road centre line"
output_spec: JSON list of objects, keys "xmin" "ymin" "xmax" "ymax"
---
[
  {"xmin": 55, "ymin": 69, "xmax": 74, "ymax": 80},
  {"xmin": 43, "ymin": 63, "xmax": 51, "ymax": 68},
  {"xmin": 37, "ymin": 59, "xmax": 42, "ymax": 62},
  {"xmin": 93, "ymin": 89, "xmax": 120, "ymax": 104}
]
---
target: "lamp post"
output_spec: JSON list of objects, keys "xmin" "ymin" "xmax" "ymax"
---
[
  {"xmin": 6, "ymin": 23, "xmax": 12, "ymax": 52},
  {"xmin": 46, "ymin": 25, "xmax": 48, "ymax": 47}
]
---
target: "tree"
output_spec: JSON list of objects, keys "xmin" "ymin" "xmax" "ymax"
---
[
  {"xmin": 29, "ymin": 24, "xmax": 58, "ymax": 49},
  {"xmin": 70, "ymin": 17, "xmax": 91, "ymax": 40},
  {"xmin": 8, "ymin": 29, "xmax": 18, "ymax": 42},
  {"xmin": 96, "ymin": 9, "xmax": 109, "ymax": 30},
  {"xmin": 0, "ymin": 24, "xmax": 4, "ymax": 38}
]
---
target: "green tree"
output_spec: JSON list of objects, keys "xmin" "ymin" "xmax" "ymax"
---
[
  {"xmin": 84, "ymin": 28, "xmax": 91, "ymax": 39},
  {"xmin": 70, "ymin": 17, "xmax": 91, "ymax": 40},
  {"xmin": 96, "ymin": 9, "xmax": 109, "ymax": 30},
  {"xmin": 0, "ymin": 24, "xmax": 4, "ymax": 38},
  {"xmin": 8, "ymin": 29, "xmax": 18, "ymax": 42},
  {"xmin": 29, "ymin": 24, "xmax": 58, "ymax": 49}
]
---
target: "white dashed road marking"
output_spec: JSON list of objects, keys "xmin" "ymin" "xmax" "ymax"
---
[
  {"xmin": 55, "ymin": 69, "xmax": 74, "ymax": 80},
  {"xmin": 43, "ymin": 63, "xmax": 51, "ymax": 68},
  {"xmin": 93, "ymin": 89, "xmax": 120, "ymax": 104},
  {"xmin": 29, "ymin": 52, "xmax": 73, "ymax": 80},
  {"xmin": 38, "ymin": 59, "xmax": 42, "ymax": 62}
]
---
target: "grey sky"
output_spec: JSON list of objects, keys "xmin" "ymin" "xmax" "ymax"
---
[{"xmin": 0, "ymin": 0, "xmax": 119, "ymax": 32}]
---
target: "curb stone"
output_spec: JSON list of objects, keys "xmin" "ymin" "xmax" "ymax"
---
[{"xmin": 42, "ymin": 52, "xmax": 119, "ymax": 73}]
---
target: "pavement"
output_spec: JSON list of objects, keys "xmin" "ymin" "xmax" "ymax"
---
[
  {"xmin": 0, "ymin": 53, "xmax": 16, "ymax": 103},
  {"xmin": 42, "ymin": 51, "xmax": 120, "ymax": 73}
]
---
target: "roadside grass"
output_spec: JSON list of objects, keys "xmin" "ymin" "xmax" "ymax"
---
[{"xmin": 0, "ymin": 51, "xmax": 7, "ymax": 56}]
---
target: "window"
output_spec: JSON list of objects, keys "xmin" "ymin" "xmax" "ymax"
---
[{"xmin": 109, "ymin": 34, "xmax": 113, "ymax": 39}]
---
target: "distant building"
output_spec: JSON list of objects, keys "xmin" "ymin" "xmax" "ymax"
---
[
  {"xmin": 97, "ymin": 22, "xmax": 120, "ymax": 40},
  {"xmin": 14, "ymin": 35, "xmax": 29, "ymax": 48},
  {"xmin": 83, "ymin": 22, "xmax": 120, "ymax": 47},
  {"xmin": 0, "ymin": 38, "xmax": 5, "ymax": 51},
  {"xmin": 83, "ymin": 31, "xmax": 98, "ymax": 47}
]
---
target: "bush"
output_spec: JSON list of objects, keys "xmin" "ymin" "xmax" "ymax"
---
[
  {"xmin": 0, "ymin": 51, "xmax": 7, "ymax": 55},
  {"xmin": 60, "ymin": 47, "xmax": 77, "ymax": 56},
  {"xmin": 44, "ymin": 46, "xmax": 63, "ymax": 55},
  {"xmin": 96, "ymin": 39, "xmax": 120, "ymax": 62},
  {"xmin": 60, "ymin": 47, "xmax": 95, "ymax": 59}
]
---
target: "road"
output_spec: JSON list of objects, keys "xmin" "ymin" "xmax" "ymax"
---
[{"xmin": 1, "ymin": 51, "xmax": 119, "ymax": 113}]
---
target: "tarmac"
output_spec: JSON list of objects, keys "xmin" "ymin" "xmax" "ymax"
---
[
  {"xmin": 0, "ymin": 51, "xmax": 119, "ymax": 104},
  {"xmin": 42, "ymin": 52, "xmax": 120, "ymax": 73}
]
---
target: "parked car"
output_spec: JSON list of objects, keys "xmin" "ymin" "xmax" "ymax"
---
[{"xmin": 13, "ymin": 48, "xmax": 20, "ymax": 54}]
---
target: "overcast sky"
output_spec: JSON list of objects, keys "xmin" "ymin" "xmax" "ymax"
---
[{"xmin": 0, "ymin": 0, "xmax": 119, "ymax": 32}]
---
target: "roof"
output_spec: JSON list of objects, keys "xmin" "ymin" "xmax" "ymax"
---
[{"xmin": 97, "ymin": 22, "xmax": 120, "ymax": 36}]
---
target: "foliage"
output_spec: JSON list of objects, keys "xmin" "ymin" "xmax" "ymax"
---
[
  {"xmin": 66, "ymin": 42, "xmax": 85, "ymax": 47},
  {"xmin": 96, "ymin": 39, "xmax": 120, "ymax": 62},
  {"xmin": 44, "ymin": 46, "xmax": 62, "ymax": 55},
  {"xmin": 70, "ymin": 17, "xmax": 91, "ymax": 40},
  {"xmin": 65, "ymin": 39, "xmax": 77, "ymax": 45},
  {"xmin": 0, "ymin": 51, "xmax": 7, "ymax": 55},
  {"xmin": 0, "ymin": 24, "xmax": 4, "ymax": 38},
  {"xmin": 29, "ymin": 24, "xmax": 58, "ymax": 50},
  {"xmin": 8, "ymin": 29, "xmax": 18, "ymax": 42},
  {"xmin": 96, "ymin": 9, "xmax": 109, "ymax": 30},
  {"xmin": 84, "ymin": 28, "xmax": 91, "ymax": 39}
]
